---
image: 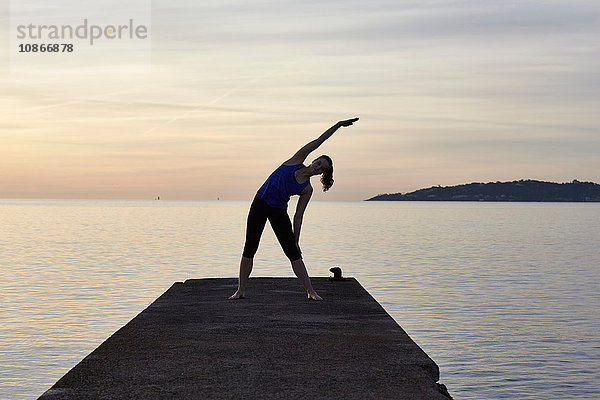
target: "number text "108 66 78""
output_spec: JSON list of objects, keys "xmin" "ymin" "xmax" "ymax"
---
[{"xmin": 19, "ymin": 43, "xmax": 74, "ymax": 52}]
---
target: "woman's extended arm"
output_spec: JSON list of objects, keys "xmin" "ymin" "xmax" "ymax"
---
[{"xmin": 286, "ymin": 118, "xmax": 359, "ymax": 165}]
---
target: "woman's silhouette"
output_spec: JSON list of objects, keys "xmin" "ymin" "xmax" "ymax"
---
[{"xmin": 230, "ymin": 118, "xmax": 359, "ymax": 300}]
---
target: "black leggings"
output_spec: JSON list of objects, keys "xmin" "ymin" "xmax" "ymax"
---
[{"xmin": 242, "ymin": 194, "xmax": 302, "ymax": 261}]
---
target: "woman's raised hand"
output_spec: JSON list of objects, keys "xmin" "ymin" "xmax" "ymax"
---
[{"xmin": 338, "ymin": 117, "xmax": 359, "ymax": 127}]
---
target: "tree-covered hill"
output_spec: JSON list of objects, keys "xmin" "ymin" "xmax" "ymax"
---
[{"xmin": 367, "ymin": 180, "xmax": 600, "ymax": 202}]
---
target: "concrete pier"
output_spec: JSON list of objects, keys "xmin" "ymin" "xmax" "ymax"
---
[{"xmin": 39, "ymin": 277, "xmax": 452, "ymax": 399}]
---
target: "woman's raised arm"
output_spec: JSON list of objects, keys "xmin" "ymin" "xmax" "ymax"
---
[{"xmin": 286, "ymin": 118, "xmax": 359, "ymax": 164}]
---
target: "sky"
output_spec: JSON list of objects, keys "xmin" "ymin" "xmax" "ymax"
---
[{"xmin": 1, "ymin": 0, "xmax": 599, "ymax": 201}]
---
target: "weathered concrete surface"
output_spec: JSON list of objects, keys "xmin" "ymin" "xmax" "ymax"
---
[{"xmin": 39, "ymin": 278, "xmax": 452, "ymax": 399}]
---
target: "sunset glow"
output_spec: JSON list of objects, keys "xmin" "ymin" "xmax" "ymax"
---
[{"xmin": 2, "ymin": 0, "xmax": 599, "ymax": 200}]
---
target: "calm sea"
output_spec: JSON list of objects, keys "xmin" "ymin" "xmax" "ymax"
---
[{"xmin": 1, "ymin": 199, "xmax": 599, "ymax": 399}]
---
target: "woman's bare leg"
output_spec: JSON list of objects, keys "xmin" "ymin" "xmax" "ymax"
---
[
  {"xmin": 291, "ymin": 258, "xmax": 322, "ymax": 300},
  {"xmin": 229, "ymin": 256, "xmax": 253, "ymax": 299}
]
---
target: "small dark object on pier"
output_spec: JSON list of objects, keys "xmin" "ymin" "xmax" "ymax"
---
[
  {"xmin": 437, "ymin": 383, "xmax": 454, "ymax": 399},
  {"xmin": 329, "ymin": 267, "xmax": 344, "ymax": 281}
]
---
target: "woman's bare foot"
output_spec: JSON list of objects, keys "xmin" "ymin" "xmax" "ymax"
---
[
  {"xmin": 308, "ymin": 292, "xmax": 323, "ymax": 301},
  {"xmin": 229, "ymin": 290, "xmax": 245, "ymax": 300}
]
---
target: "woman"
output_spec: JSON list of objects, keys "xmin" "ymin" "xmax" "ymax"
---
[{"xmin": 229, "ymin": 118, "xmax": 359, "ymax": 301}]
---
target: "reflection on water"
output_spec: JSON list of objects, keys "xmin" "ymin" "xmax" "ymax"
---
[{"xmin": 1, "ymin": 199, "xmax": 599, "ymax": 399}]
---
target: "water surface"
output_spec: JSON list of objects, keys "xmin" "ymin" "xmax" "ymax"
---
[{"xmin": 1, "ymin": 199, "xmax": 599, "ymax": 399}]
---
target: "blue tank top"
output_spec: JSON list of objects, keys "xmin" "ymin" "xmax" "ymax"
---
[{"xmin": 257, "ymin": 164, "xmax": 309, "ymax": 209}]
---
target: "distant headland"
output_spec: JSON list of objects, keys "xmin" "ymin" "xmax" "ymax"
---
[{"xmin": 367, "ymin": 179, "xmax": 600, "ymax": 202}]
